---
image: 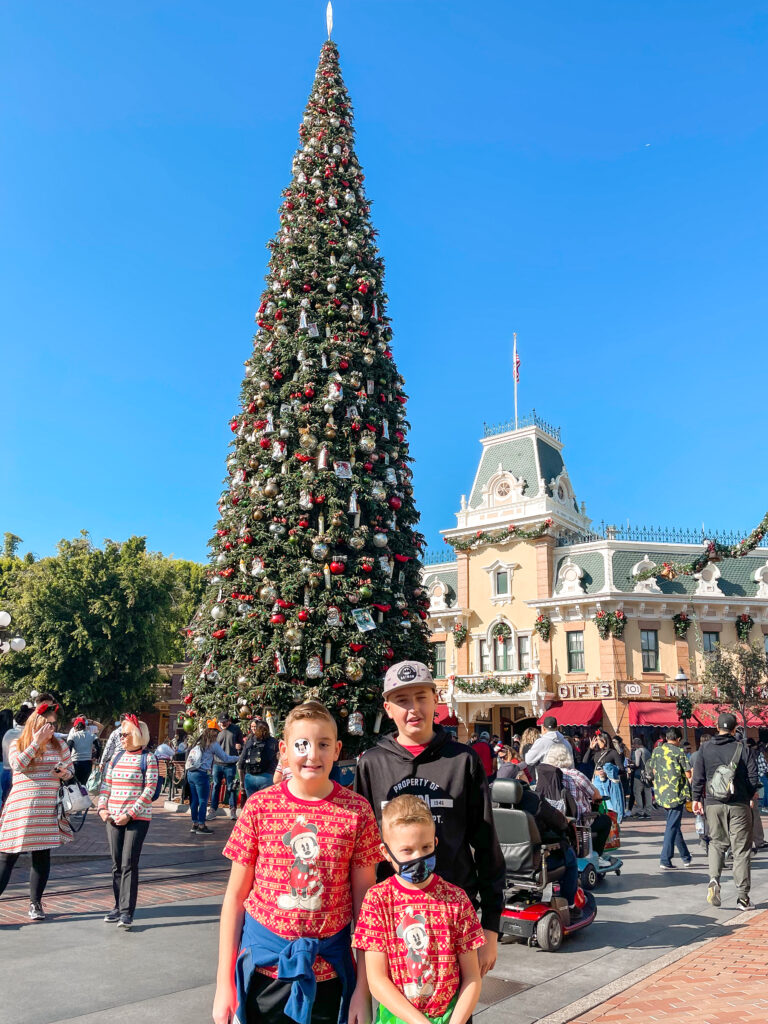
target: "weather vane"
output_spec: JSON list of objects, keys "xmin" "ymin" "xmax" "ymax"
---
[{"xmin": 327, "ymin": 1, "xmax": 333, "ymax": 40}]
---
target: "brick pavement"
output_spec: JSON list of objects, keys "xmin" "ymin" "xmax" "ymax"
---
[{"xmin": 568, "ymin": 910, "xmax": 768, "ymax": 1024}]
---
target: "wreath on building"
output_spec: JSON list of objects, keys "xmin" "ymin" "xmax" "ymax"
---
[
  {"xmin": 736, "ymin": 613, "xmax": 754, "ymax": 642},
  {"xmin": 452, "ymin": 622, "xmax": 468, "ymax": 649},
  {"xmin": 673, "ymin": 612, "xmax": 691, "ymax": 639},
  {"xmin": 594, "ymin": 609, "xmax": 626, "ymax": 640},
  {"xmin": 453, "ymin": 674, "xmax": 531, "ymax": 697},
  {"xmin": 446, "ymin": 519, "xmax": 553, "ymax": 553},
  {"xmin": 534, "ymin": 613, "xmax": 553, "ymax": 642},
  {"xmin": 491, "ymin": 622, "xmax": 512, "ymax": 643},
  {"xmin": 676, "ymin": 693, "xmax": 694, "ymax": 722}
]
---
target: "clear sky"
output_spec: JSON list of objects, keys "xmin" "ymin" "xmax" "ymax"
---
[{"xmin": 2, "ymin": 1, "xmax": 767, "ymax": 563}]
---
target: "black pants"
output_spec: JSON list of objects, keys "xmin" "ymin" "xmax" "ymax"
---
[
  {"xmin": 106, "ymin": 818, "xmax": 150, "ymax": 915},
  {"xmin": 246, "ymin": 974, "xmax": 342, "ymax": 1024},
  {"xmin": 0, "ymin": 848, "xmax": 51, "ymax": 902},
  {"xmin": 591, "ymin": 813, "xmax": 612, "ymax": 857},
  {"xmin": 73, "ymin": 761, "xmax": 92, "ymax": 786}
]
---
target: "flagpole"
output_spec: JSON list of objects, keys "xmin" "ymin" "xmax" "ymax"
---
[{"xmin": 513, "ymin": 332, "xmax": 518, "ymax": 430}]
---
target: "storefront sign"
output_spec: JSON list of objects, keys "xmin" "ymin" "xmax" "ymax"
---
[
  {"xmin": 618, "ymin": 681, "xmax": 705, "ymax": 700},
  {"xmin": 557, "ymin": 681, "xmax": 615, "ymax": 700}
]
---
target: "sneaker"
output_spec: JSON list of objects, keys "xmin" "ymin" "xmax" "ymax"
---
[
  {"xmin": 659, "ymin": 863, "xmax": 675, "ymax": 871},
  {"xmin": 207, "ymin": 808, "xmax": 218, "ymax": 820},
  {"xmin": 117, "ymin": 914, "xmax": 133, "ymax": 929},
  {"xmin": 707, "ymin": 879, "xmax": 721, "ymax": 907},
  {"xmin": 681, "ymin": 860, "xmax": 694, "ymax": 869},
  {"xmin": 225, "ymin": 808, "xmax": 234, "ymax": 819},
  {"xmin": 103, "ymin": 908, "xmax": 121, "ymax": 923},
  {"xmin": 198, "ymin": 825, "xmax": 213, "ymax": 834},
  {"xmin": 736, "ymin": 896, "xmax": 756, "ymax": 911},
  {"xmin": 189, "ymin": 823, "xmax": 199, "ymax": 833},
  {"xmin": 641, "ymin": 812, "xmax": 651, "ymax": 819},
  {"xmin": 28, "ymin": 902, "xmax": 45, "ymax": 921},
  {"xmin": 598, "ymin": 856, "xmax": 615, "ymax": 869}
]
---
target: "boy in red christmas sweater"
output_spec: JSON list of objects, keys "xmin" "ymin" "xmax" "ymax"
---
[
  {"xmin": 213, "ymin": 702, "xmax": 382, "ymax": 1024},
  {"xmin": 353, "ymin": 795, "xmax": 483, "ymax": 1024}
]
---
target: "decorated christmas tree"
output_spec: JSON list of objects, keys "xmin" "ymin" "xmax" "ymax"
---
[{"xmin": 183, "ymin": 38, "xmax": 431, "ymax": 748}]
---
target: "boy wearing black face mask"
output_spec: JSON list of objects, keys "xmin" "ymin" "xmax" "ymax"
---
[{"xmin": 354, "ymin": 796, "xmax": 483, "ymax": 1024}]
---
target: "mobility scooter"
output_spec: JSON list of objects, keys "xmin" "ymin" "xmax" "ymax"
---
[
  {"xmin": 492, "ymin": 778, "xmax": 596, "ymax": 951},
  {"xmin": 573, "ymin": 818, "xmax": 623, "ymax": 890}
]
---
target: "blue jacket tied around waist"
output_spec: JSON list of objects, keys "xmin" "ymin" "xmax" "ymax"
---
[{"xmin": 234, "ymin": 912, "xmax": 355, "ymax": 1024}]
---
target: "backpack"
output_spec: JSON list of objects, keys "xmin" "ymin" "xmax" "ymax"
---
[
  {"xmin": 243, "ymin": 739, "xmax": 267, "ymax": 773},
  {"xmin": 111, "ymin": 750, "xmax": 163, "ymax": 803},
  {"xmin": 708, "ymin": 743, "xmax": 743, "ymax": 802},
  {"xmin": 186, "ymin": 743, "xmax": 203, "ymax": 770}
]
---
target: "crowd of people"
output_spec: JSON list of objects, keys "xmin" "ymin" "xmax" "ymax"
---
[{"xmin": 0, "ymin": 670, "xmax": 766, "ymax": 1024}]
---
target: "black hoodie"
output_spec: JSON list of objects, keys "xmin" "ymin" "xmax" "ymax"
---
[
  {"xmin": 354, "ymin": 725, "xmax": 505, "ymax": 931},
  {"xmin": 692, "ymin": 733, "xmax": 758, "ymax": 805}
]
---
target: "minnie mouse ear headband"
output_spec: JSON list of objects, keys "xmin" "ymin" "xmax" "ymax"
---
[
  {"xmin": 124, "ymin": 713, "xmax": 140, "ymax": 729},
  {"xmin": 73, "ymin": 716, "xmax": 86, "ymax": 728},
  {"xmin": 36, "ymin": 701, "xmax": 60, "ymax": 715}
]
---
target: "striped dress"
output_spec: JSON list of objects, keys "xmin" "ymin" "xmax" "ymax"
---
[
  {"xmin": 0, "ymin": 737, "xmax": 74, "ymax": 853},
  {"xmin": 98, "ymin": 751, "xmax": 158, "ymax": 821}
]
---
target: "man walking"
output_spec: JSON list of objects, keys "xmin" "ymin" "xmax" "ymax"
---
[
  {"xmin": 525, "ymin": 715, "xmax": 572, "ymax": 767},
  {"xmin": 648, "ymin": 727, "xmax": 693, "ymax": 871},
  {"xmin": 209, "ymin": 714, "xmax": 243, "ymax": 819},
  {"xmin": 630, "ymin": 736, "xmax": 652, "ymax": 818},
  {"xmin": 692, "ymin": 712, "xmax": 759, "ymax": 910}
]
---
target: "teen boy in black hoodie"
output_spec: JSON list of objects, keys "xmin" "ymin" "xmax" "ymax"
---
[{"xmin": 354, "ymin": 661, "xmax": 505, "ymax": 976}]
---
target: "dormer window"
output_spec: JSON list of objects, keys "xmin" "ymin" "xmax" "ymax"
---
[{"xmin": 496, "ymin": 480, "xmax": 511, "ymax": 500}]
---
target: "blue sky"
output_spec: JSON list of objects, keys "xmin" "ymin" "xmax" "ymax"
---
[{"xmin": 2, "ymin": 1, "xmax": 767, "ymax": 563}]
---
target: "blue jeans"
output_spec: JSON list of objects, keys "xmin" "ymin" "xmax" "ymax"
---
[
  {"xmin": 760, "ymin": 774, "xmax": 768, "ymax": 809},
  {"xmin": 0, "ymin": 767, "xmax": 11, "ymax": 809},
  {"xmin": 660, "ymin": 804, "xmax": 691, "ymax": 866},
  {"xmin": 187, "ymin": 769, "xmax": 211, "ymax": 825},
  {"xmin": 546, "ymin": 846, "xmax": 579, "ymax": 905},
  {"xmin": 211, "ymin": 764, "xmax": 237, "ymax": 812},
  {"xmin": 244, "ymin": 772, "xmax": 273, "ymax": 799}
]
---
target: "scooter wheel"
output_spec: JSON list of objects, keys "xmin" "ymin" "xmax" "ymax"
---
[
  {"xmin": 536, "ymin": 911, "xmax": 563, "ymax": 951},
  {"xmin": 581, "ymin": 864, "xmax": 598, "ymax": 890}
]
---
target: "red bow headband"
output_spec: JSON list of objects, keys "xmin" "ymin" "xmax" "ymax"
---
[
  {"xmin": 124, "ymin": 714, "xmax": 139, "ymax": 729},
  {"xmin": 36, "ymin": 701, "xmax": 59, "ymax": 715}
]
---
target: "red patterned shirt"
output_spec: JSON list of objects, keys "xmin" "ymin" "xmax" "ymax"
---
[
  {"xmin": 223, "ymin": 781, "xmax": 382, "ymax": 981},
  {"xmin": 353, "ymin": 874, "xmax": 484, "ymax": 1017}
]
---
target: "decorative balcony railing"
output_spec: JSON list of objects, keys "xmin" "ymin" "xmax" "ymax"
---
[
  {"xmin": 447, "ymin": 670, "xmax": 547, "ymax": 700},
  {"xmin": 422, "ymin": 549, "xmax": 455, "ymax": 565},
  {"xmin": 483, "ymin": 409, "xmax": 561, "ymax": 442}
]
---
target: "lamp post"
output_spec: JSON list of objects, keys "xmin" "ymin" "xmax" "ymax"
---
[
  {"xmin": 0, "ymin": 610, "xmax": 26, "ymax": 656},
  {"xmin": 674, "ymin": 667, "xmax": 691, "ymax": 745}
]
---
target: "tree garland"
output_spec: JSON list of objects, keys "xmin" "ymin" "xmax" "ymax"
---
[
  {"xmin": 673, "ymin": 612, "xmax": 691, "ymax": 639},
  {"xmin": 633, "ymin": 512, "xmax": 768, "ymax": 581},
  {"xmin": 534, "ymin": 613, "xmax": 553, "ymax": 642},
  {"xmin": 445, "ymin": 519, "xmax": 553, "ymax": 553},
  {"xmin": 453, "ymin": 673, "xmax": 532, "ymax": 696}
]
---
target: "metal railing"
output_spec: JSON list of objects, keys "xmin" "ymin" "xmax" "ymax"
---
[
  {"xmin": 422, "ymin": 549, "xmax": 455, "ymax": 566},
  {"xmin": 483, "ymin": 409, "xmax": 561, "ymax": 442},
  {"xmin": 556, "ymin": 522, "xmax": 768, "ymax": 547}
]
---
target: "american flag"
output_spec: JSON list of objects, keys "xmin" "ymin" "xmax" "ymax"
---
[{"xmin": 513, "ymin": 334, "xmax": 520, "ymax": 383}]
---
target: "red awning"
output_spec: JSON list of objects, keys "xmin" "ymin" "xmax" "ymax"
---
[
  {"xmin": 537, "ymin": 700, "xmax": 603, "ymax": 727},
  {"xmin": 693, "ymin": 704, "xmax": 768, "ymax": 729},
  {"xmin": 434, "ymin": 704, "xmax": 458, "ymax": 727},
  {"xmin": 628, "ymin": 702, "xmax": 685, "ymax": 727}
]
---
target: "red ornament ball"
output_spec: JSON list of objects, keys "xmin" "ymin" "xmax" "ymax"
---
[
  {"xmin": 270, "ymin": 612, "xmax": 286, "ymax": 625},
  {"xmin": 183, "ymin": 693, "xmax": 193, "ymax": 705},
  {"xmin": 388, "ymin": 496, "xmax": 402, "ymax": 510},
  {"xmin": 329, "ymin": 560, "xmax": 345, "ymax": 575},
  {"xmin": 297, "ymin": 609, "xmax": 310, "ymax": 622}
]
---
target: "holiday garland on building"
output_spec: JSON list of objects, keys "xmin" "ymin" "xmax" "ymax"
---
[
  {"xmin": 452, "ymin": 674, "xmax": 532, "ymax": 697},
  {"xmin": 633, "ymin": 512, "xmax": 768, "ymax": 581},
  {"xmin": 593, "ymin": 609, "xmax": 626, "ymax": 640},
  {"xmin": 183, "ymin": 41, "xmax": 430, "ymax": 747},
  {"xmin": 672, "ymin": 611, "xmax": 691, "ymax": 639},
  {"xmin": 533, "ymin": 613, "xmax": 553, "ymax": 642},
  {"xmin": 445, "ymin": 519, "xmax": 553, "ymax": 553},
  {"xmin": 735, "ymin": 614, "xmax": 754, "ymax": 642}
]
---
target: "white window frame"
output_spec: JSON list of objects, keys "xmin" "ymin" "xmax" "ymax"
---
[
  {"xmin": 517, "ymin": 633, "xmax": 531, "ymax": 671},
  {"xmin": 483, "ymin": 559, "xmax": 516, "ymax": 606}
]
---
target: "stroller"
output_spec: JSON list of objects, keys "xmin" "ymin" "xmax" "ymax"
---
[{"xmin": 492, "ymin": 778, "xmax": 596, "ymax": 951}]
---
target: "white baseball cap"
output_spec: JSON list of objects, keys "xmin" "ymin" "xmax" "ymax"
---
[{"xmin": 383, "ymin": 661, "xmax": 436, "ymax": 699}]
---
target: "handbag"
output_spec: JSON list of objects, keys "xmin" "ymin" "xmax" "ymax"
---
[
  {"xmin": 57, "ymin": 778, "xmax": 93, "ymax": 818},
  {"xmin": 86, "ymin": 765, "xmax": 103, "ymax": 795}
]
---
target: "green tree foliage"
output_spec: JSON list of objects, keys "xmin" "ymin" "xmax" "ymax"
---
[
  {"xmin": 3, "ymin": 533, "xmax": 23, "ymax": 558},
  {"xmin": 0, "ymin": 533, "xmax": 193, "ymax": 720},
  {"xmin": 700, "ymin": 639, "xmax": 768, "ymax": 730},
  {"xmin": 183, "ymin": 42, "xmax": 430, "ymax": 748}
]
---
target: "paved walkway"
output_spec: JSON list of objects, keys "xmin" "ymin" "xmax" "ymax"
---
[{"xmin": 567, "ymin": 909, "xmax": 768, "ymax": 1024}]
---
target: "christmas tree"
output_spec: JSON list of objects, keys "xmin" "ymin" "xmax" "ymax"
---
[{"xmin": 183, "ymin": 39, "xmax": 431, "ymax": 749}]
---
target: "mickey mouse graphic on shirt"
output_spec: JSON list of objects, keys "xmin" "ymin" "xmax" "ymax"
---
[
  {"xmin": 277, "ymin": 815, "xmax": 324, "ymax": 911},
  {"xmin": 396, "ymin": 907, "xmax": 434, "ymax": 1000}
]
